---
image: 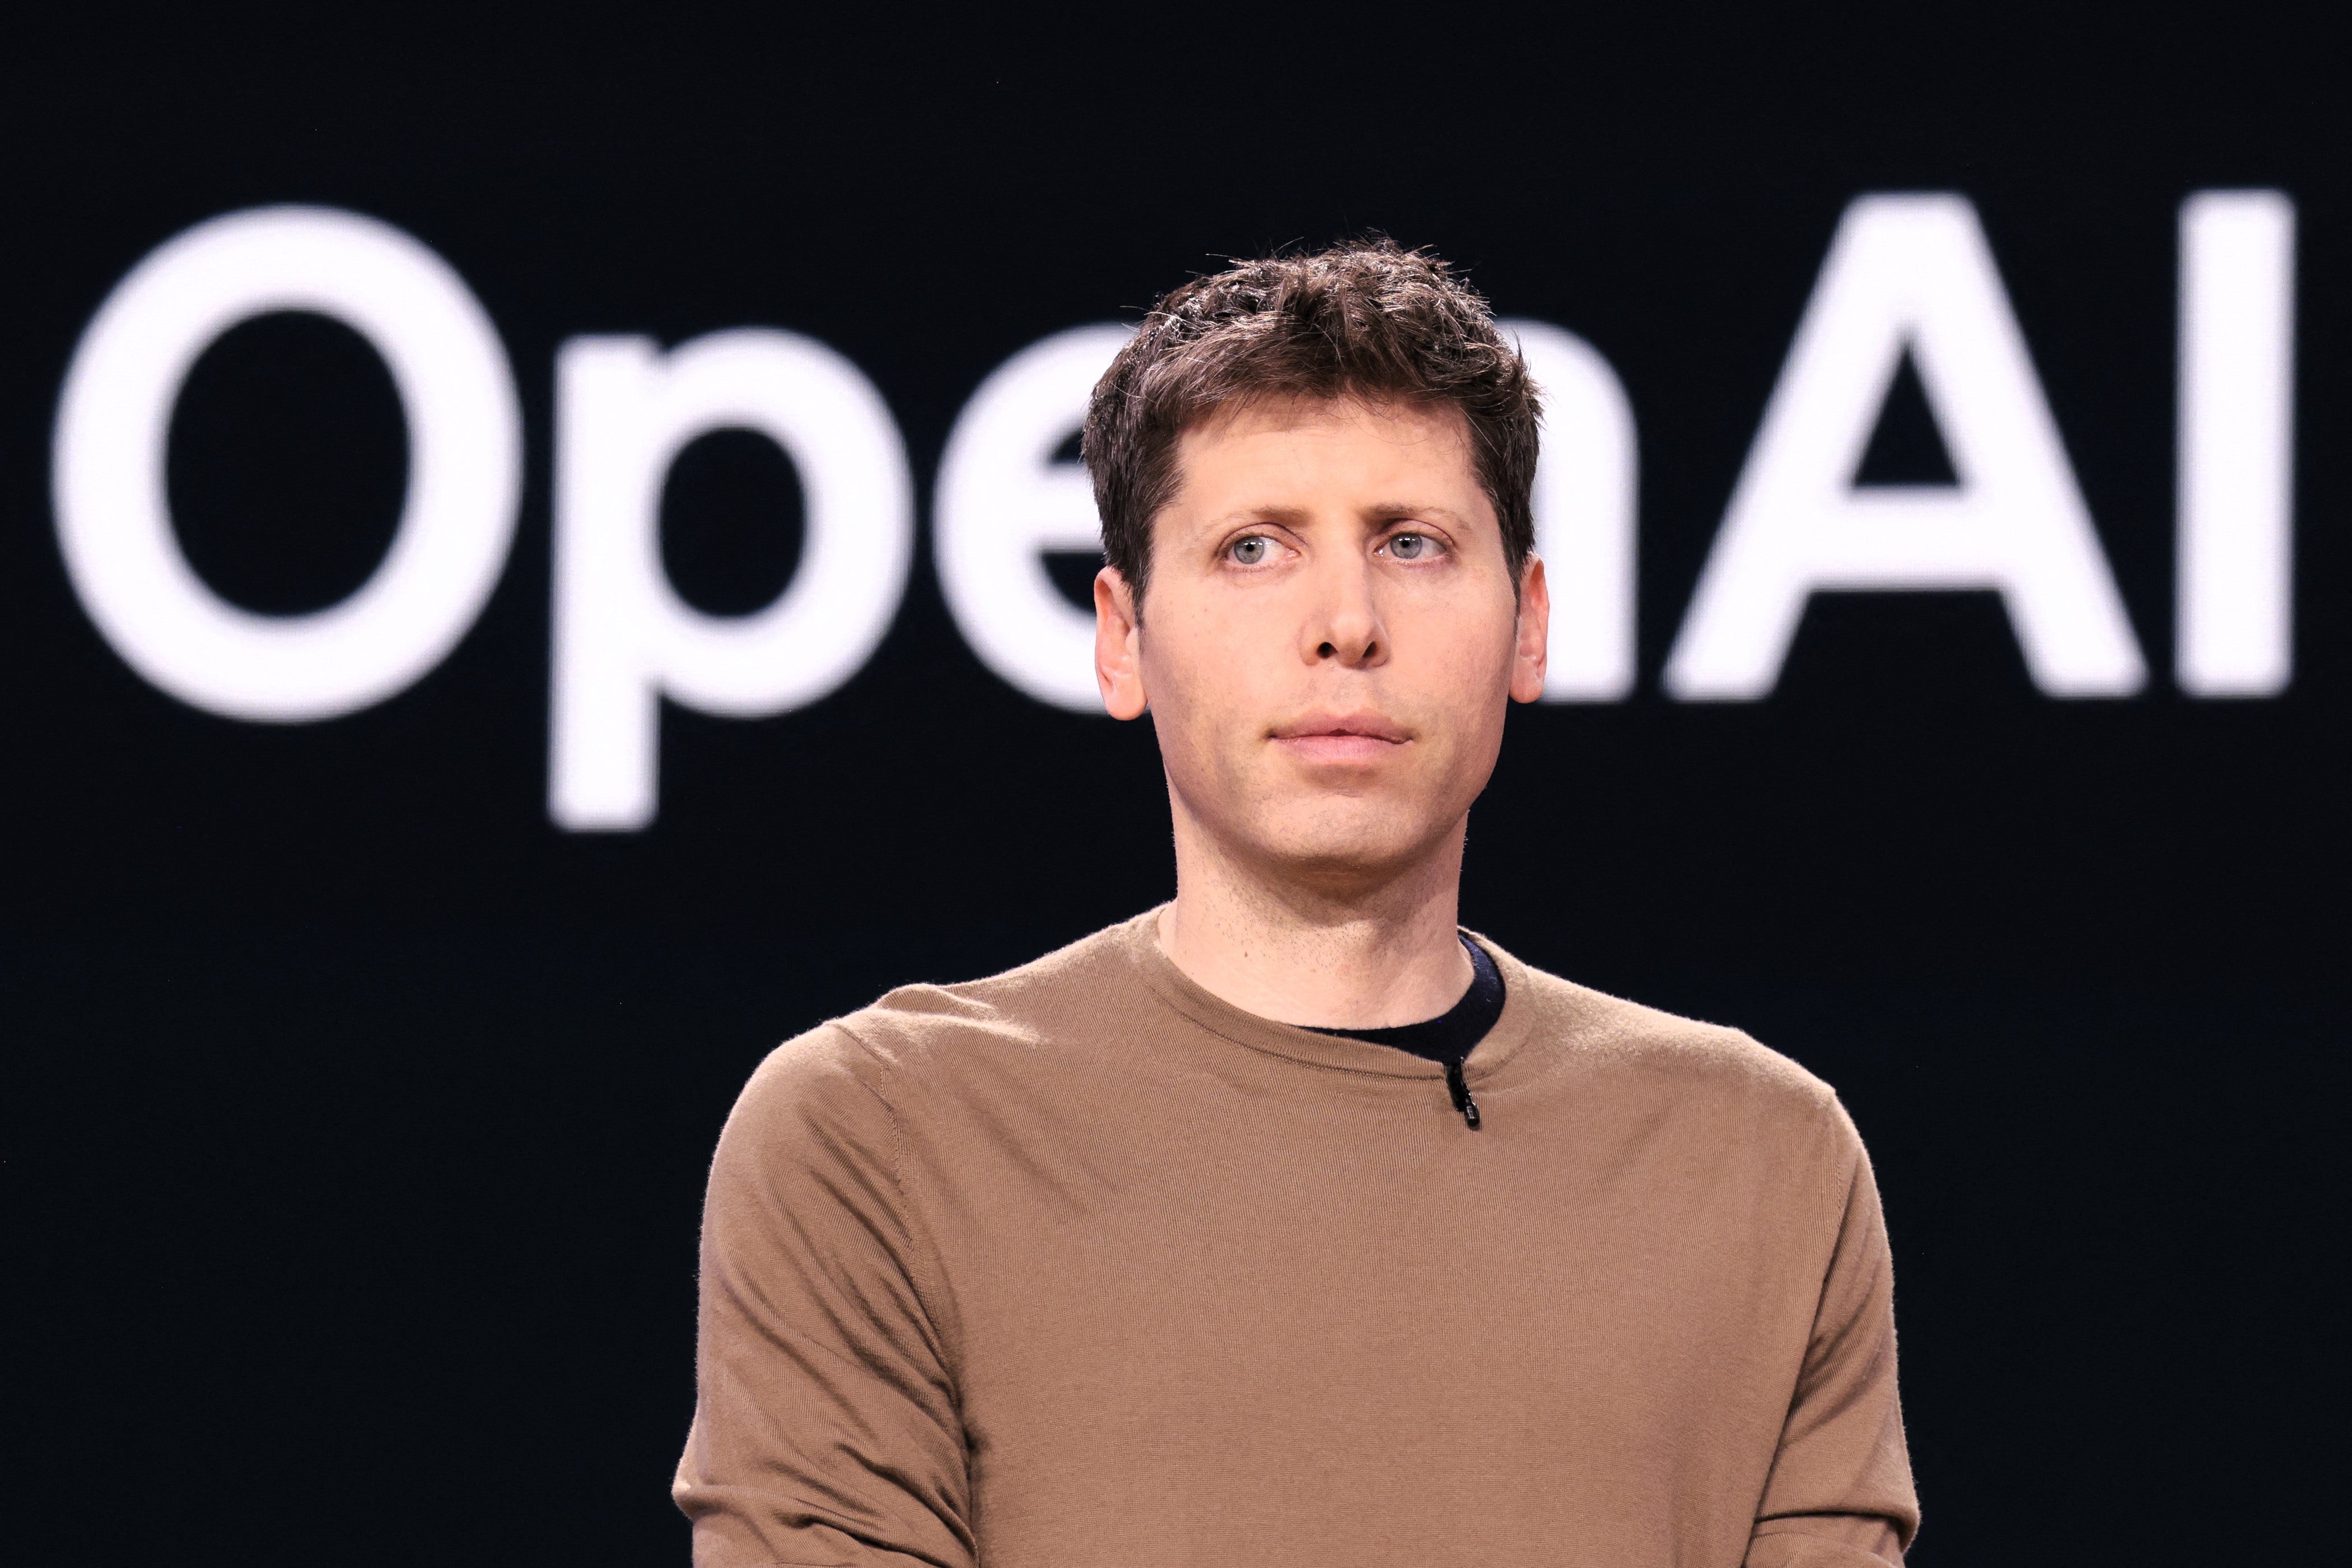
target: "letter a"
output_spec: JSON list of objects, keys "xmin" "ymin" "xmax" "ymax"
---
[{"xmin": 1665, "ymin": 195, "xmax": 2144, "ymax": 699}]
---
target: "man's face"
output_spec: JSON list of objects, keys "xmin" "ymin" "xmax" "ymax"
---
[{"xmin": 1094, "ymin": 395, "xmax": 1549, "ymax": 891}]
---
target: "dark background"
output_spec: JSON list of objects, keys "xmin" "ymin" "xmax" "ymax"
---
[{"xmin": 4, "ymin": 8, "xmax": 2343, "ymax": 1564}]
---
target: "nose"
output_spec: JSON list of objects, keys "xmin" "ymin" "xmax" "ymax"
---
[{"xmin": 1302, "ymin": 552, "xmax": 1387, "ymax": 669}]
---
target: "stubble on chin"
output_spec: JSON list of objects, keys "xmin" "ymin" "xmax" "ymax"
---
[{"xmin": 1224, "ymin": 766, "xmax": 1467, "ymax": 897}]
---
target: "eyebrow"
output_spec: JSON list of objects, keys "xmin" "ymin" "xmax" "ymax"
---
[
  {"xmin": 1216, "ymin": 506, "xmax": 1312, "ymax": 529},
  {"xmin": 1206, "ymin": 503, "xmax": 1480, "ymax": 531},
  {"xmin": 1360, "ymin": 503, "xmax": 1478, "ymax": 529}
]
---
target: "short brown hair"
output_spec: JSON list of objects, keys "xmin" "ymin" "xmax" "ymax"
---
[{"xmin": 1081, "ymin": 239, "xmax": 1541, "ymax": 605}]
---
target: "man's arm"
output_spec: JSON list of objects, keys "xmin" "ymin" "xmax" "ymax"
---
[
  {"xmin": 1747, "ymin": 1110, "xmax": 1920, "ymax": 1567},
  {"xmin": 674, "ymin": 1025, "xmax": 973, "ymax": 1568}
]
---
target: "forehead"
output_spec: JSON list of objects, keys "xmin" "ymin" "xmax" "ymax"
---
[{"xmin": 1172, "ymin": 395, "xmax": 1480, "ymax": 501}]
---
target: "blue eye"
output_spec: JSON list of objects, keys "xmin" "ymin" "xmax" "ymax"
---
[
  {"xmin": 1230, "ymin": 536, "xmax": 1270, "ymax": 564},
  {"xmin": 1389, "ymin": 533, "xmax": 1436, "ymax": 560}
]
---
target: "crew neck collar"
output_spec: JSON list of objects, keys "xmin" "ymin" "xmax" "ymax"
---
[{"xmin": 1117, "ymin": 905, "xmax": 1538, "ymax": 1084}]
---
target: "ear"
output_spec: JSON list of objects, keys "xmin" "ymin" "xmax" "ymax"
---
[
  {"xmin": 1094, "ymin": 567, "xmax": 1149, "ymax": 718},
  {"xmin": 1509, "ymin": 554, "xmax": 1551, "ymax": 704}
]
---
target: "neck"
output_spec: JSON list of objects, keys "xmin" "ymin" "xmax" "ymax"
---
[{"xmin": 1156, "ymin": 802, "xmax": 1474, "ymax": 1030}]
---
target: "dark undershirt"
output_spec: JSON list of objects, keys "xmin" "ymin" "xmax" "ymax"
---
[{"xmin": 1300, "ymin": 935, "xmax": 1504, "ymax": 1066}]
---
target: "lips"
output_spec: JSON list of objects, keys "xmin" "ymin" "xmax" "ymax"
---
[{"xmin": 1269, "ymin": 711, "xmax": 1411, "ymax": 764}]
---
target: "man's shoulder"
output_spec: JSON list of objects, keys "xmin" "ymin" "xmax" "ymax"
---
[
  {"xmin": 750, "ymin": 914, "xmax": 1149, "ymax": 1103},
  {"xmin": 1499, "ymin": 948, "xmax": 1844, "ymax": 1130}
]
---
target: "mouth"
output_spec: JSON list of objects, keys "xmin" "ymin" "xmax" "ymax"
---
[{"xmin": 1268, "ymin": 711, "xmax": 1411, "ymax": 766}]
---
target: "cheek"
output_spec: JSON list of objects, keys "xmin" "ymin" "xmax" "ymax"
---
[
  {"xmin": 1141, "ymin": 617, "xmax": 1253, "ymax": 759},
  {"xmin": 1410, "ymin": 606, "xmax": 1520, "ymax": 712}
]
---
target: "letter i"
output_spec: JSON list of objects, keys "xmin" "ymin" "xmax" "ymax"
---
[{"xmin": 2178, "ymin": 191, "xmax": 2295, "ymax": 696}]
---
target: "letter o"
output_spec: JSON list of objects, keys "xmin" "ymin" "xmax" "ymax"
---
[{"xmin": 53, "ymin": 206, "xmax": 522, "ymax": 720}]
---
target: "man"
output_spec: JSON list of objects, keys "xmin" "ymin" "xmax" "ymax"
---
[{"xmin": 675, "ymin": 241, "xmax": 1918, "ymax": 1566}]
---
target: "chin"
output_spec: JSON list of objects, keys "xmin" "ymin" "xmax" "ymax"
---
[{"xmin": 1245, "ymin": 810, "xmax": 1439, "ymax": 889}]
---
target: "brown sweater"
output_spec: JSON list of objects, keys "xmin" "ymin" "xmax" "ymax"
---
[{"xmin": 675, "ymin": 912, "xmax": 1917, "ymax": 1566}]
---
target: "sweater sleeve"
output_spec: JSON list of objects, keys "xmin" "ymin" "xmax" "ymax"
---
[
  {"xmin": 1745, "ymin": 1109, "xmax": 1920, "ymax": 1568},
  {"xmin": 673, "ymin": 1025, "xmax": 973, "ymax": 1568}
]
